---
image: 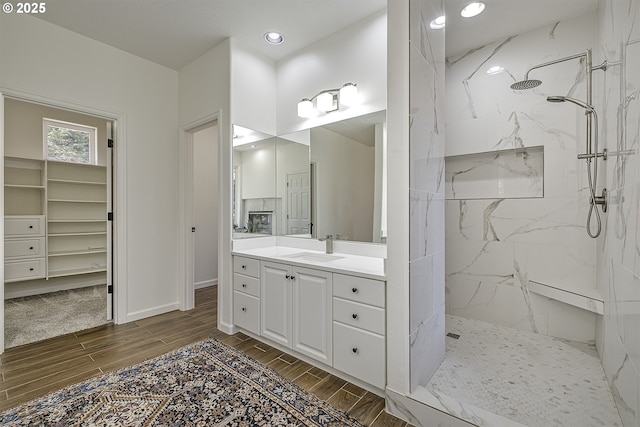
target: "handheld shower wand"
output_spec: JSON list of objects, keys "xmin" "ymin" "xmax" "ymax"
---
[{"xmin": 546, "ymin": 96, "xmax": 607, "ymax": 238}]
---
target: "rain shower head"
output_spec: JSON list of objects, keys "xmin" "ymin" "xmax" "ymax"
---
[
  {"xmin": 546, "ymin": 96, "xmax": 595, "ymax": 112},
  {"xmin": 510, "ymin": 79, "xmax": 542, "ymax": 90}
]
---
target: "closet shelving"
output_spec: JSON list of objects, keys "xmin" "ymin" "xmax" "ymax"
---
[
  {"xmin": 46, "ymin": 160, "xmax": 108, "ymax": 279},
  {"xmin": 4, "ymin": 157, "xmax": 47, "ymax": 282},
  {"xmin": 4, "ymin": 157, "xmax": 46, "ymax": 216}
]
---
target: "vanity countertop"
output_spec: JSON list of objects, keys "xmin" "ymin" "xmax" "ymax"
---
[{"xmin": 232, "ymin": 246, "xmax": 386, "ymax": 280}]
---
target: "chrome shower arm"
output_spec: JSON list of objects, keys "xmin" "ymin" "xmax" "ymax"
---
[{"xmin": 523, "ymin": 51, "xmax": 588, "ymax": 80}]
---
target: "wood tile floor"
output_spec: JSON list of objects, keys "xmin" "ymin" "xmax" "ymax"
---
[{"xmin": 0, "ymin": 286, "xmax": 409, "ymax": 426}]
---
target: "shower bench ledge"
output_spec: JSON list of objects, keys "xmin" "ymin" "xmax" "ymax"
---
[{"xmin": 528, "ymin": 280, "xmax": 604, "ymax": 315}]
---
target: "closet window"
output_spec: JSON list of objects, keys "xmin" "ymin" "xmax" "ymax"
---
[{"xmin": 44, "ymin": 119, "xmax": 97, "ymax": 165}]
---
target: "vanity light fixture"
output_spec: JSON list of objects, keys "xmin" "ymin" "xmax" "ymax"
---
[
  {"xmin": 297, "ymin": 83, "xmax": 358, "ymax": 118},
  {"xmin": 264, "ymin": 31, "xmax": 284, "ymax": 45},
  {"xmin": 486, "ymin": 65, "xmax": 504, "ymax": 75},
  {"xmin": 430, "ymin": 15, "xmax": 446, "ymax": 30},
  {"xmin": 460, "ymin": 2, "xmax": 485, "ymax": 18}
]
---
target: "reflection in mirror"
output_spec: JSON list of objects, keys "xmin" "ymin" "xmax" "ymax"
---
[
  {"xmin": 312, "ymin": 110, "xmax": 386, "ymax": 243},
  {"xmin": 232, "ymin": 125, "xmax": 276, "ymax": 239},
  {"xmin": 278, "ymin": 110, "xmax": 387, "ymax": 243},
  {"xmin": 275, "ymin": 132, "xmax": 311, "ymax": 237}
]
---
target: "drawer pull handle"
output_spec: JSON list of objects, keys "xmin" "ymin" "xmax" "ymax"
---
[
  {"xmin": 29, "ymin": 225, "xmax": 34, "ymax": 229},
  {"xmin": 352, "ymin": 287, "xmax": 358, "ymax": 293},
  {"xmin": 29, "ymin": 247, "xmax": 34, "ymax": 250},
  {"xmin": 242, "ymin": 307, "xmax": 247, "ymax": 312},
  {"xmin": 352, "ymin": 313, "xmax": 359, "ymax": 320},
  {"xmin": 242, "ymin": 283, "xmax": 247, "ymax": 288},
  {"xmin": 285, "ymin": 274, "xmax": 290, "ymax": 279},
  {"xmin": 242, "ymin": 265, "xmax": 247, "ymax": 269},
  {"xmin": 352, "ymin": 347, "xmax": 359, "ymax": 354},
  {"xmin": 290, "ymin": 275, "xmax": 295, "ymax": 280},
  {"xmin": 29, "ymin": 268, "xmax": 34, "ymax": 271}
]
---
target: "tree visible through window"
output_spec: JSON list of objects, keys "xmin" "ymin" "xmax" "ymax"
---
[{"xmin": 44, "ymin": 119, "xmax": 97, "ymax": 164}]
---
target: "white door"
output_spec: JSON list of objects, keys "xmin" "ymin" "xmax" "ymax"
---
[
  {"xmin": 261, "ymin": 261, "xmax": 292, "ymax": 347},
  {"xmin": 286, "ymin": 172, "xmax": 310, "ymax": 235},
  {"xmin": 292, "ymin": 266, "xmax": 333, "ymax": 365}
]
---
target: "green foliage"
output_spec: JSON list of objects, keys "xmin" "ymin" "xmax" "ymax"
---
[{"xmin": 47, "ymin": 126, "xmax": 91, "ymax": 164}]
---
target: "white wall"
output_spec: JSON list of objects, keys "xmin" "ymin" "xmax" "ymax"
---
[
  {"xmin": 276, "ymin": 9, "xmax": 387, "ymax": 135},
  {"xmin": 179, "ymin": 37, "xmax": 277, "ymax": 333},
  {"xmin": 0, "ymin": 13, "xmax": 180, "ymax": 323},
  {"xmin": 240, "ymin": 140, "xmax": 276, "ymax": 199},
  {"xmin": 310, "ymin": 127, "xmax": 374, "ymax": 241},
  {"xmin": 178, "ymin": 38, "xmax": 233, "ymax": 331},
  {"xmin": 193, "ymin": 125, "xmax": 219, "ymax": 288},
  {"xmin": 230, "ymin": 40, "xmax": 277, "ymax": 136}
]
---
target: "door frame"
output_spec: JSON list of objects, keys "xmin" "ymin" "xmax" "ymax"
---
[
  {"xmin": 179, "ymin": 113, "xmax": 220, "ymax": 311},
  {"xmin": 0, "ymin": 86, "xmax": 127, "ymax": 353}
]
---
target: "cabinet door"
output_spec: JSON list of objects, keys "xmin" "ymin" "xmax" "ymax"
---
[
  {"xmin": 261, "ymin": 261, "xmax": 292, "ymax": 347},
  {"xmin": 292, "ymin": 266, "xmax": 333, "ymax": 365}
]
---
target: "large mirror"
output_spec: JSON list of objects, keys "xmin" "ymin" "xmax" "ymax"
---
[
  {"xmin": 232, "ymin": 110, "xmax": 386, "ymax": 243},
  {"xmin": 232, "ymin": 126, "xmax": 277, "ymax": 239}
]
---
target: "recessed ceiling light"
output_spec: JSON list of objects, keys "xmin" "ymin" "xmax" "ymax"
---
[
  {"xmin": 264, "ymin": 32, "xmax": 284, "ymax": 45},
  {"xmin": 460, "ymin": 2, "xmax": 485, "ymax": 18},
  {"xmin": 430, "ymin": 15, "xmax": 446, "ymax": 30},
  {"xmin": 486, "ymin": 65, "xmax": 504, "ymax": 75}
]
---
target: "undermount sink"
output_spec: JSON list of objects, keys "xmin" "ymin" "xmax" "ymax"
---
[{"xmin": 283, "ymin": 252, "xmax": 345, "ymax": 263}]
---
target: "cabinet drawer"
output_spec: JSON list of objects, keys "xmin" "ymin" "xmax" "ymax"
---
[
  {"xmin": 233, "ymin": 291, "xmax": 260, "ymax": 334},
  {"xmin": 333, "ymin": 322, "xmax": 385, "ymax": 389},
  {"xmin": 333, "ymin": 297, "xmax": 385, "ymax": 335},
  {"xmin": 5, "ymin": 216, "xmax": 45, "ymax": 237},
  {"xmin": 233, "ymin": 256, "xmax": 260, "ymax": 278},
  {"xmin": 333, "ymin": 274, "xmax": 385, "ymax": 308},
  {"xmin": 5, "ymin": 237, "xmax": 46, "ymax": 260},
  {"xmin": 234, "ymin": 273, "xmax": 260, "ymax": 297},
  {"xmin": 5, "ymin": 258, "xmax": 46, "ymax": 282}
]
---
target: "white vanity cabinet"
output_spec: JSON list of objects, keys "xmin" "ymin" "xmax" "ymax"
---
[
  {"xmin": 261, "ymin": 261, "xmax": 292, "ymax": 347},
  {"xmin": 332, "ymin": 274, "xmax": 386, "ymax": 389},
  {"xmin": 261, "ymin": 260, "xmax": 333, "ymax": 365},
  {"xmin": 233, "ymin": 256, "xmax": 261, "ymax": 334},
  {"xmin": 232, "ymin": 251, "xmax": 386, "ymax": 391}
]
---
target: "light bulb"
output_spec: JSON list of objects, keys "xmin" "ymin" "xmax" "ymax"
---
[
  {"xmin": 430, "ymin": 15, "xmax": 446, "ymax": 30},
  {"xmin": 316, "ymin": 92, "xmax": 336, "ymax": 112},
  {"xmin": 297, "ymin": 98, "xmax": 313, "ymax": 118},
  {"xmin": 460, "ymin": 2, "xmax": 485, "ymax": 18},
  {"xmin": 339, "ymin": 83, "xmax": 358, "ymax": 106}
]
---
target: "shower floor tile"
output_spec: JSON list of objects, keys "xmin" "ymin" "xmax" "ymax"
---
[{"xmin": 425, "ymin": 315, "xmax": 622, "ymax": 427}]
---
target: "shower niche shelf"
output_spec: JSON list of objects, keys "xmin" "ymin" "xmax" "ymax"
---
[{"xmin": 445, "ymin": 146, "xmax": 544, "ymax": 200}]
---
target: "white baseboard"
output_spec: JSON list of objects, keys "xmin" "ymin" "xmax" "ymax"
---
[
  {"xmin": 126, "ymin": 302, "xmax": 180, "ymax": 323},
  {"xmin": 217, "ymin": 321, "xmax": 237, "ymax": 335},
  {"xmin": 195, "ymin": 279, "xmax": 217, "ymax": 289}
]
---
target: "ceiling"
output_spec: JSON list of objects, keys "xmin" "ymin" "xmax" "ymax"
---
[
  {"xmin": 34, "ymin": 0, "xmax": 600, "ymax": 70},
  {"xmin": 445, "ymin": 0, "xmax": 599, "ymax": 57},
  {"xmin": 35, "ymin": 0, "xmax": 386, "ymax": 70}
]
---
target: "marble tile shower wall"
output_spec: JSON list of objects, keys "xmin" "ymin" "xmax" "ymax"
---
[
  {"xmin": 408, "ymin": 0, "xmax": 446, "ymax": 391},
  {"xmin": 598, "ymin": 1, "xmax": 640, "ymax": 425},
  {"xmin": 444, "ymin": 12, "xmax": 601, "ymax": 343}
]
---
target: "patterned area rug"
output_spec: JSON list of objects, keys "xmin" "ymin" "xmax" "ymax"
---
[{"xmin": 0, "ymin": 339, "xmax": 365, "ymax": 426}]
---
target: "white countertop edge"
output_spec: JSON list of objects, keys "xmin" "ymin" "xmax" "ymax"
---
[{"xmin": 232, "ymin": 246, "xmax": 387, "ymax": 281}]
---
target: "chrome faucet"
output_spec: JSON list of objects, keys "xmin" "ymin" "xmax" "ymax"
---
[{"xmin": 319, "ymin": 235, "xmax": 334, "ymax": 254}]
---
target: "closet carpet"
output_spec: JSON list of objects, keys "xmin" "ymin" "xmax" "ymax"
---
[{"xmin": 4, "ymin": 285, "xmax": 107, "ymax": 348}]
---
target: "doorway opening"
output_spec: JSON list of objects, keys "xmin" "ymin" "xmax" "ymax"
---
[
  {"xmin": 3, "ymin": 98, "xmax": 114, "ymax": 348},
  {"xmin": 191, "ymin": 122, "xmax": 219, "ymax": 292}
]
